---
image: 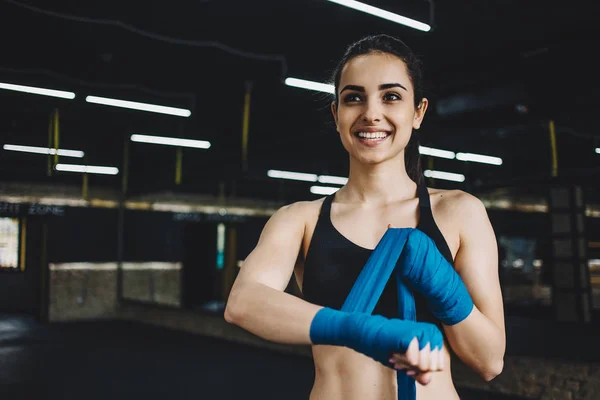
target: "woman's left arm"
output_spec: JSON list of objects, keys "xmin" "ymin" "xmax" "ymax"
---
[{"xmin": 443, "ymin": 193, "xmax": 506, "ymax": 381}]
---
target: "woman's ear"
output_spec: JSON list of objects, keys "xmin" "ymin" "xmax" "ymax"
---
[
  {"xmin": 413, "ymin": 98, "xmax": 429, "ymax": 130},
  {"xmin": 331, "ymin": 101, "xmax": 340, "ymax": 132}
]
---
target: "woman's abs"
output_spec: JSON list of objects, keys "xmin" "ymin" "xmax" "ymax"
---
[{"xmin": 309, "ymin": 345, "xmax": 460, "ymax": 400}]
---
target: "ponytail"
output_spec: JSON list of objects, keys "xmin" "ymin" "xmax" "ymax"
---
[{"xmin": 405, "ymin": 132, "xmax": 424, "ymax": 186}]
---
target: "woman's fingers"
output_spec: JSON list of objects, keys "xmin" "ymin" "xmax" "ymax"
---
[
  {"xmin": 390, "ymin": 338, "xmax": 445, "ymax": 373},
  {"xmin": 405, "ymin": 337, "xmax": 419, "ymax": 366},
  {"xmin": 418, "ymin": 343, "xmax": 431, "ymax": 372},
  {"xmin": 430, "ymin": 347, "xmax": 438, "ymax": 372}
]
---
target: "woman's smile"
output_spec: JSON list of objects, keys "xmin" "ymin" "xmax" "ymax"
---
[{"xmin": 354, "ymin": 130, "xmax": 393, "ymax": 147}]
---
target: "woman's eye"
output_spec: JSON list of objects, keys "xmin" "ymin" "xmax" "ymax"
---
[
  {"xmin": 384, "ymin": 92, "xmax": 401, "ymax": 101},
  {"xmin": 343, "ymin": 93, "xmax": 362, "ymax": 103}
]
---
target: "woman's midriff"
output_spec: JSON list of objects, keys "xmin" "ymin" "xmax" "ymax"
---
[{"xmin": 308, "ymin": 344, "xmax": 460, "ymax": 400}]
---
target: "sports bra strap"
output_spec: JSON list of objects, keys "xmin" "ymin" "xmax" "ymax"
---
[{"xmin": 417, "ymin": 183, "xmax": 431, "ymax": 208}]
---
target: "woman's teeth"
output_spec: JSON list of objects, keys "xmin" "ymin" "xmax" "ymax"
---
[{"xmin": 356, "ymin": 131, "xmax": 389, "ymax": 139}]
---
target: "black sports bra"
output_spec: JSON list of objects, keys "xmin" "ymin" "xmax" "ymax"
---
[{"xmin": 302, "ymin": 184, "xmax": 453, "ymax": 321}]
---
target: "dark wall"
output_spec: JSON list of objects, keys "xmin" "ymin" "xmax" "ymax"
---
[
  {"xmin": 488, "ymin": 209, "xmax": 550, "ymax": 239},
  {"xmin": 124, "ymin": 210, "xmax": 185, "ymax": 262},
  {"xmin": 47, "ymin": 207, "xmax": 119, "ymax": 263}
]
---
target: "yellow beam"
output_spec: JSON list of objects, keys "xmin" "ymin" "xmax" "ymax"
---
[
  {"xmin": 175, "ymin": 147, "xmax": 183, "ymax": 185},
  {"xmin": 82, "ymin": 172, "xmax": 89, "ymax": 199},
  {"xmin": 549, "ymin": 120, "xmax": 558, "ymax": 177},
  {"xmin": 19, "ymin": 218, "xmax": 27, "ymax": 271},
  {"xmin": 242, "ymin": 82, "xmax": 252, "ymax": 171}
]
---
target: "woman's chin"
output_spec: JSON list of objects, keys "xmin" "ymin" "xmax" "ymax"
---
[{"xmin": 351, "ymin": 152, "xmax": 395, "ymax": 166}]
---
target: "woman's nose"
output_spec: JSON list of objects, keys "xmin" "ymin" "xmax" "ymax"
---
[{"xmin": 361, "ymin": 100, "xmax": 382, "ymax": 123}]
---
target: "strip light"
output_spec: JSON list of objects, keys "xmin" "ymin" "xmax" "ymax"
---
[
  {"xmin": 49, "ymin": 262, "xmax": 182, "ymax": 271},
  {"xmin": 595, "ymin": 148, "xmax": 600, "ymax": 154},
  {"xmin": 55, "ymin": 163, "xmax": 119, "ymax": 175},
  {"xmin": 86, "ymin": 95, "xmax": 191, "ymax": 117},
  {"xmin": 419, "ymin": 146, "xmax": 503, "ymax": 166},
  {"xmin": 424, "ymin": 169, "xmax": 465, "ymax": 182},
  {"xmin": 326, "ymin": 0, "xmax": 431, "ymax": 32},
  {"xmin": 310, "ymin": 186, "xmax": 340, "ymax": 195},
  {"xmin": 456, "ymin": 152, "xmax": 503, "ymax": 166},
  {"xmin": 130, "ymin": 134, "xmax": 211, "ymax": 149},
  {"xmin": 3, "ymin": 144, "xmax": 84, "ymax": 158},
  {"xmin": 284, "ymin": 78, "xmax": 335, "ymax": 94},
  {"xmin": 267, "ymin": 169, "xmax": 318, "ymax": 182},
  {"xmin": 318, "ymin": 175, "xmax": 348, "ymax": 185},
  {"xmin": 418, "ymin": 146, "xmax": 455, "ymax": 159},
  {"xmin": 0, "ymin": 82, "xmax": 75, "ymax": 99},
  {"xmin": 267, "ymin": 170, "xmax": 350, "ymax": 185}
]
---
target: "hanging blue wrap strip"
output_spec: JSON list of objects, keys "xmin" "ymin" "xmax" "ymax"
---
[
  {"xmin": 341, "ymin": 228, "xmax": 418, "ymax": 399},
  {"xmin": 309, "ymin": 228, "xmax": 474, "ymax": 400}
]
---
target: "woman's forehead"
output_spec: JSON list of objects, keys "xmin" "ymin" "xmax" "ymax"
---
[{"xmin": 340, "ymin": 53, "xmax": 412, "ymax": 89}]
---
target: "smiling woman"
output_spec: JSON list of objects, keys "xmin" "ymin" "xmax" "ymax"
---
[
  {"xmin": 330, "ymin": 35, "xmax": 427, "ymax": 182},
  {"xmin": 225, "ymin": 34, "xmax": 505, "ymax": 400}
]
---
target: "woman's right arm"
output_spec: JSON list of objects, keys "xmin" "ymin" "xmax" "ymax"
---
[
  {"xmin": 224, "ymin": 202, "xmax": 323, "ymax": 345},
  {"xmin": 225, "ymin": 202, "xmax": 444, "ymax": 384}
]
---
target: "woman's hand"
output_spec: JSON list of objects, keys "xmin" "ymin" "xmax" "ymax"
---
[{"xmin": 389, "ymin": 337, "xmax": 444, "ymax": 386}]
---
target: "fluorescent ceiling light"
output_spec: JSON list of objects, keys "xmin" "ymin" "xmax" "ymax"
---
[
  {"xmin": 310, "ymin": 185, "xmax": 340, "ymax": 195},
  {"xmin": 456, "ymin": 152, "xmax": 503, "ymax": 165},
  {"xmin": 318, "ymin": 175, "xmax": 348, "ymax": 185},
  {"xmin": 267, "ymin": 169, "xmax": 318, "ymax": 182},
  {"xmin": 284, "ymin": 78, "xmax": 335, "ymax": 94},
  {"xmin": 3, "ymin": 144, "xmax": 84, "ymax": 158},
  {"xmin": 130, "ymin": 134, "xmax": 210, "ymax": 149},
  {"xmin": 326, "ymin": 0, "xmax": 431, "ymax": 32},
  {"xmin": 56, "ymin": 163, "xmax": 119, "ymax": 175},
  {"xmin": 86, "ymin": 95, "xmax": 191, "ymax": 117},
  {"xmin": 424, "ymin": 169, "xmax": 465, "ymax": 182},
  {"xmin": 418, "ymin": 146, "xmax": 455, "ymax": 159},
  {"xmin": 595, "ymin": 148, "xmax": 600, "ymax": 154},
  {"xmin": 0, "ymin": 82, "xmax": 75, "ymax": 99}
]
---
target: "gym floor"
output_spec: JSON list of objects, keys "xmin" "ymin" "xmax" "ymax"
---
[{"xmin": 0, "ymin": 313, "xmax": 532, "ymax": 400}]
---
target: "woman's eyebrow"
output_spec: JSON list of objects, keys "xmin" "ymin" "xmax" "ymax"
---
[{"xmin": 339, "ymin": 83, "xmax": 408, "ymax": 94}]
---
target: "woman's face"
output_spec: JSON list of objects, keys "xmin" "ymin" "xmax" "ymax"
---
[{"xmin": 332, "ymin": 52, "xmax": 428, "ymax": 166}]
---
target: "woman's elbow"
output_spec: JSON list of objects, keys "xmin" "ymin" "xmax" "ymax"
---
[
  {"xmin": 479, "ymin": 358, "xmax": 504, "ymax": 382},
  {"xmin": 224, "ymin": 287, "xmax": 246, "ymax": 325}
]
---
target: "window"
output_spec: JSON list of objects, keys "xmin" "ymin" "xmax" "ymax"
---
[{"xmin": 0, "ymin": 217, "xmax": 21, "ymax": 270}]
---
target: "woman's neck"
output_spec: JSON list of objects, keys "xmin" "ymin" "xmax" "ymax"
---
[{"xmin": 339, "ymin": 156, "xmax": 417, "ymax": 205}]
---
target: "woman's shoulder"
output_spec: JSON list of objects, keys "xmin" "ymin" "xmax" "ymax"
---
[
  {"xmin": 273, "ymin": 197, "xmax": 327, "ymax": 223},
  {"xmin": 427, "ymin": 187, "xmax": 488, "ymax": 223}
]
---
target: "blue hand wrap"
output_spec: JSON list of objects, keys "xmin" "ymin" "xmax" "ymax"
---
[
  {"xmin": 310, "ymin": 308, "xmax": 443, "ymax": 364},
  {"xmin": 309, "ymin": 228, "xmax": 474, "ymax": 400},
  {"xmin": 398, "ymin": 229, "xmax": 474, "ymax": 325}
]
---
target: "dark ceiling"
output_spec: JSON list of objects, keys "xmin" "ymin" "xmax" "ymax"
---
[{"xmin": 0, "ymin": 0, "xmax": 598, "ymax": 203}]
